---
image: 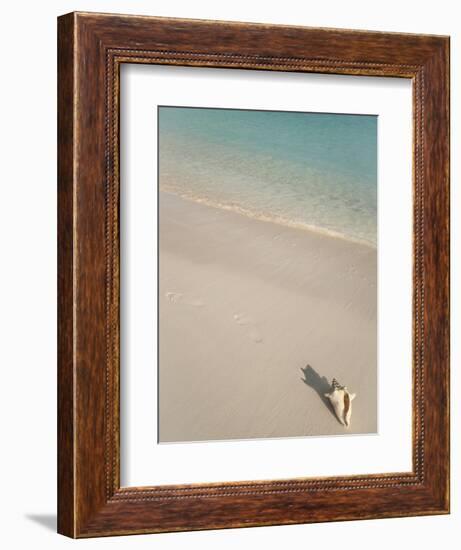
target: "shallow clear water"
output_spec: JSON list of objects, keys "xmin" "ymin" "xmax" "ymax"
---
[{"xmin": 158, "ymin": 106, "xmax": 377, "ymax": 247}]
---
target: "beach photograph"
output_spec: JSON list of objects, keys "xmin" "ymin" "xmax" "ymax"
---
[{"xmin": 158, "ymin": 106, "xmax": 377, "ymax": 443}]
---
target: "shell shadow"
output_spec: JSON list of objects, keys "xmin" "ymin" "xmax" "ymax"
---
[{"xmin": 300, "ymin": 364, "xmax": 339, "ymax": 422}]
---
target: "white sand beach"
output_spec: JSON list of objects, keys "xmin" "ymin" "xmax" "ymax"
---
[{"xmin": 159, "ymin": 191, "xmax": 377, "ymax": 442}]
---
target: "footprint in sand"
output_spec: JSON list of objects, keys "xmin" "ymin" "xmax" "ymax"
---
[
  {"xmin": 233, "ymin": 312, "xmax": 264, "ymax": 344},
  {"xmin": 166, "ymin": 291, "xmax": 183, "ymax": 304},
  {"xmin": 165, "ymin": 292, "xmax": 204, "ymax": 307},
  {"xmin": 233, "ymin": 312, "xmax": 251, "ymax": 326},
  {"xmin": 249, "ymin": 330, "xmax": 263, "ymax": 344}
]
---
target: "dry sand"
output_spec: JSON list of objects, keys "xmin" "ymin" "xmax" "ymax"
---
[{"xmin": 159, "ymin": 191, "xmax": 377, "ymax": 442}]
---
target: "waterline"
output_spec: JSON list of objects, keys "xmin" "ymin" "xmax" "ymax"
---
[{"xmin": 160, "ymin": 188, "xmax": 377, "ymax": 249}]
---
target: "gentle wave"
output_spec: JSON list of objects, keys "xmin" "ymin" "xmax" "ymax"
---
[
  {"xmin": 160, "ymin": 188, "xmax": 377, "ymax": 249},
  {"xmin": 159, "ymin": 107, "xmax": 377, "ymax": 248}
]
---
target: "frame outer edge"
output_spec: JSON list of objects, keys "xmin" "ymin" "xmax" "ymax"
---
[
  {"xmin": 57, "ymin": 12, "xmax": 451, "ymax": 537},
  {"xmin": 57, "ymin": 12, "xmax": 77, "ymax": 538},
  {"xmin": 424, "ymin": 37, "xmax": 450, "ymax": 512},
  {"xmin": 445, "ymin": 36, "xmax": 451, "ymax": 514}
]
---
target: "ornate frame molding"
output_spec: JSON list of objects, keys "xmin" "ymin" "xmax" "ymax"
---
[{"xmin": 58, "ymin": 12, "xmax": 449, "ymax": 537}]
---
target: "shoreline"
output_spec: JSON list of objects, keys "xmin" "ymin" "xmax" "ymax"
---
[
  {"xmin": 159, "ymin": 188, "xmax": 377, "ymax": 250},
  {"xmin": 159, "ymin": 191, "xmax": 377, "ymax": 443}
]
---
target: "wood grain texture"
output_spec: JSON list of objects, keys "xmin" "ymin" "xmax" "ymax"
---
[
  {"xmin": 57, "ymin": 13, "xmax": 75, "ymax": 538},
  {"xmin": 57, "ymin": 11, "xmax": 450, "ymax": 538}
]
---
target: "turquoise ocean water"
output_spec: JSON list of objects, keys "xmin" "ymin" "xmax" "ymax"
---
[{"xmin": 158, "ymin": 107, "xmax": 377, "ymax": 247}]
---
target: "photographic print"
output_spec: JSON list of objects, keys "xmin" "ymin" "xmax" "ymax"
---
[{"xmin": 158, "ymin": 106, "xmax": 377, "ymax": 443}]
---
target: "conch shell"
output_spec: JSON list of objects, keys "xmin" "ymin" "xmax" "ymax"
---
[{"xmin": 324, "ymin": 378, "xmax": 356, "ymax": 427}]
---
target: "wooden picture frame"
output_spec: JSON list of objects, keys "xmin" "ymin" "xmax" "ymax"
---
[{"xmin": 57, "ymin": 12, "xmax": 450, "ymax": 538}]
